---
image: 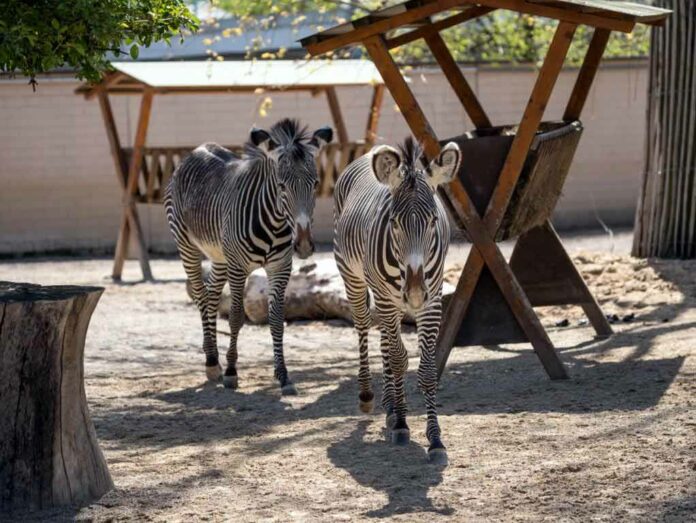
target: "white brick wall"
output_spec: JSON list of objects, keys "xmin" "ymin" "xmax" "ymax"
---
[{"xmin": 0, "ymin": 61, "xmax": 647, "ymax": 254}]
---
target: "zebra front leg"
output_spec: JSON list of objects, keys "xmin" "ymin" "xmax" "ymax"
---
[
  {"xmin": 266, "ymin": 258, "xmax": 296, "ymax": 395},
  {"xmin": 224, "ymin": 264, "xmax": 248, "ymax": 389},
  {"xmin": 380, "ymin": 306, "xmax": 409, "ymax": 445},
  {"xmin": 380, "ymin": 329, "xmax": 395, "ymax": 423},
  {"xmin": 417, "ymin": 297, "xmax": 448, "ymax": 465},
  {"xmin": 345, "ymin": 281, "xmax": 374, "ymax": 413}
]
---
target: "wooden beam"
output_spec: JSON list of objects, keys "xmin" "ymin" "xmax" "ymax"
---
[
  {"xmin": 305, "ymin": 0, "xmax": 468, "ymax": 57},
  {"xmin": 113, "ymin": 89, "xmax": 154, "ymax": 281},
  {"xmin": 483, "ymin": 21, "xmax": 578, "ymax": 233},
  {"xmin": 365, "ymin": 83, "xmax": 385, "ymax": 145},
  {"xmin": 125, "ymin": 89, "xmax": 154, "ymax": 201},
  {"xmin": 96, "ymin": 87, "xmax": 128, "ymax": 187},
  {"xmin": 386, "ymin": 6, "xmax": 495, "ymax": 50},
  {"xmin": 475, "ymin": 0, "xmax": 635, "ymax": 33},
  {"xmin": 563, "ymin": 28, "xmax": 611, "ymax": 121},
  {"xmin": 325, "ymin": 86, "xmax": 349, "ymax": 144},
  {"xmin": 424, "ymin": 31, "xmax": 492, "ymax": 128},
  {"xmin": 363, "ymin": 34, "xmax": 441, "ymax": 158}
]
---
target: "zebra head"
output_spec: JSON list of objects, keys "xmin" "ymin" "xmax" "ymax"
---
[
  {"xmin": 371, "ymin": 137, "xmax": 461, "ymax": 311},
  {"xmin": 250, "ymin": 119, "xmax": 333, "ymax": 259}
]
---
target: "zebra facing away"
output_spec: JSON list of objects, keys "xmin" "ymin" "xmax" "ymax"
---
[
  {"xmin": 334, "ymin": 137, "xmax": 461, "ymax": 465},
  {"xmin": 165, "ymin": 119, "xmax": 333, "ymax": 395}
]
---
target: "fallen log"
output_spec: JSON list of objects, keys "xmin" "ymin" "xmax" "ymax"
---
[
  {"xmin": 0, "ymin": 282, "xmax": 113, "ymax": 513},
  {"xmin": 186, "ymin": 259, "xmax": 455, "ymax": 324}
]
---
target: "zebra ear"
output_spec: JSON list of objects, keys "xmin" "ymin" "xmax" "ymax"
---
[
  {"xmin": 371, "ymin": 145, "xmax": 402, "ymax": 190},
  {"xmin": 250, "ymin": 128, "xmax": 278, "ymax": 152},
  {"xmin": 309, "ymin": 126, "xmax": 333, "ymax": 148},
  {"xmin": 428, "ymin": 142, "xmax": 460, "ymax": 188}
]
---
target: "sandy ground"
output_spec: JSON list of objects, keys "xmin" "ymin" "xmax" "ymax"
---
[{"xmin": 1, "ymin": 231, "xmax": 694, "ymax": 522}]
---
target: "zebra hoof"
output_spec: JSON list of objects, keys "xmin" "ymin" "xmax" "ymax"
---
[
  {"xmin": 427, "ymin": 447, "xmax": 449, "ymax": 466},
  {"xmin": 205, "ymin": 364, "xmax": 222, "ymax": 382},
  {"xmin": 281, "ymin": 383, "xmax": 298, "ymax": 396},
  {"xmin": 223, "ymin": 375, "xmax": 238, "ymax": 389},
  {"xmin": 391, "ymin": 428, "xmax": 410, "ymax": 446},
  {"xmin": 358, "ymin": 399, "xmax": 374, "ymax": 414}
]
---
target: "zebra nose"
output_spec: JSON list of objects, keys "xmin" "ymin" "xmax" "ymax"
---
[
  {"xmin": 404, "ymin": 265, "xmax": 426, "ymax": 309},
  {"xmin": 294, "ymin": 224, "xmax": 314, "ymax": 259}
]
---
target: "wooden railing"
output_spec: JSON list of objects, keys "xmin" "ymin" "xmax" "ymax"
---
[{"xmin": 123, "ymin": 141, "xmax": 370, "ymax": 203}]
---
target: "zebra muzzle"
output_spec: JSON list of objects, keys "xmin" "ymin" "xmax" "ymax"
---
[
  {"xmin": 293, "ymin": 223, "xmax": 314, "ymax": 259},
  {"xmin": 403, "ymin": 265, "xmax": 427, "ymax": 310}
]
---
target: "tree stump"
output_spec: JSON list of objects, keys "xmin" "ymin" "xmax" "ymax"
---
[{"xmin": 0, "ymin": 282, "xmax": 113, "ymax": 513}]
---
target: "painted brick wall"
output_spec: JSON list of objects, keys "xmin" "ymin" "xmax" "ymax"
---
[{"xmin": 0, "ymin": 61, "xmax": 647, "ymax": 254}]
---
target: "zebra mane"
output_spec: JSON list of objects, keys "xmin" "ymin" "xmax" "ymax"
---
[
  {"xmin": 398, "ymin": 137, "xmax": 425, "ymax": 171},
  {"xmin": 397, "ymin": 137, "xmax": 426, "ymax": 188},
  {"xmin": 243, "ymin": 118, "xmax": 311, "ymax": 161}
]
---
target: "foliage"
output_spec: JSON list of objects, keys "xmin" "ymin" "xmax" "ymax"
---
[
  {"xmin": 208, "ymin": 0, "xmax": 649, "ymax": 65},
  {"xmin": 0, "ymin": 0, "xmax": 198, "ymax": 85}
]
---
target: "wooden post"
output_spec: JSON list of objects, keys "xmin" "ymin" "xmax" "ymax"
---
[
  {"xmin": 424, "ymin": 31, "xmax": 491, "ymax": 128},
  {"xmin": 0, "ymin": 282, "xmax": 113, "ymax": 512},
  {"xmin": 364, "ymin": 31, "xmax": 569, "ymax": 380},
  {"xmin": 112, "ymin": 89, "xmax": 154, "ymax": 281},
  {"xmin": 563, "ymin": 28, "xmax": 611, "ymax": 121},
  {"xmin": 325, "ymin": 86, "xmax": 349, "ymax": 145},
  {"xmin": 364, "ymin": 83, "xmax": 385, "ymax": 145}
]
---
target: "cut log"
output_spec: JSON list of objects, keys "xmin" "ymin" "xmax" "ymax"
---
[{"xmin": 0, "ymin": 282, "xmax": 113, "ymax": 513}]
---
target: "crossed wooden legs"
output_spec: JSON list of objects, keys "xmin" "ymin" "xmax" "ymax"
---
[{"xmin": 435, "ymin": 220, "xmax": 612, "ymax": 379}]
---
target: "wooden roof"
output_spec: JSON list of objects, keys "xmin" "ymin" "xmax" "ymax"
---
[
  {"xmin": 76, "ymin": 59, "xmax": 384, "ymax": 97},
  {"xmin": 301, "ymin": 0, "xmax": 671, "ymax": 55}
]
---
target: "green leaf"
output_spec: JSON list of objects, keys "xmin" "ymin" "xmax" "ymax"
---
[{"xmin": 130, "ymin": 44, "xmax": 139, "ymax": 59}]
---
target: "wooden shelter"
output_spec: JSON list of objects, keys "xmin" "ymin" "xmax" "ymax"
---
[
  {"xmin": 301, "ymin": 0, "xmax": 671, "ymax": 380},
  {"xmin": 77, "ymin": 60, "xmax": 385, "ymax": 281}
]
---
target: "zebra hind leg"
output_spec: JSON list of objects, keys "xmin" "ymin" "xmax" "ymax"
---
[
  {"xmin": 344, "ymin": 279, "xmax": 374, "ymax": 413},
  {"xmin": 205, "ymin": 262, "xmax": 229, "ymax": 386},
  {"xmin": 179, "ymin": 243, "xmax": 221, "ymax": 382}
]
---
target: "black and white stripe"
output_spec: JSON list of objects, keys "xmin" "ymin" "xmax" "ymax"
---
[
  {"xmin": 333, "ymin": 137, "xmax": 460, "ymax": 464},
  {"xmin": 165, "ymin": 119, "xmax": 332, "ymax": 394}
]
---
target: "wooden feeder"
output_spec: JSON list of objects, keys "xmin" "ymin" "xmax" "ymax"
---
[
  {"xmin": 301, "ymin": 0, "xmax": 671, "ymax": 380},
  {"xmin": 76, "ymin": 60, "xmax": 385, "ymax": 281}
]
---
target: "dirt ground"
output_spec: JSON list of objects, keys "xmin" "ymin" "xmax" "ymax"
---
[{"xmin": 1, "ymin": 234, "xmax": 695, "ymax": 522}]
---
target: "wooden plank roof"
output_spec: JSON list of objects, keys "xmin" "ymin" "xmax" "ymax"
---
[
  {"xmin": 300, "ymin": 0, "xmax": 671, "ymax": 55},
  {"xmin": 76, "ymin": 59, "xmax": 384, "ymax": 96}
]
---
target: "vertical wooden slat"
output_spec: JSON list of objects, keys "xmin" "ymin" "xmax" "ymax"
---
[{"xmin": 633, "ymin": 0, "xmax": 694, "ymax": 259}]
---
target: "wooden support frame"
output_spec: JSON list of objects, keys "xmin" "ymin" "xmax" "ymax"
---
[
  {"xmin": 89, "ymin": 68, "xmax": 386, "ymax": 282},
  {"xmin": 111, "ymin": 89, "xmax": 154, "ymax": 282},
  {"xmin": 299, "ymin": 0, "xmax": 669, "ymax": 383},
  {"xmin": 363, "ymin": 22, "xmax": 601, "ymax": 380}
]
